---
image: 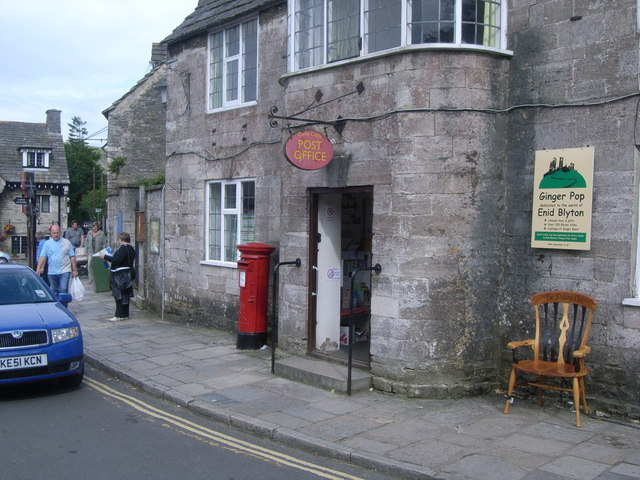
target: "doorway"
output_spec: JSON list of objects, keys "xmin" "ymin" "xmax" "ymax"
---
[{"xmin": 308, "ymin": 188, "xmax": 373, "ymax": 367}]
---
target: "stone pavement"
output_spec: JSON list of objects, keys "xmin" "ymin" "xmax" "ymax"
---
[{"xmin": 68, "ymin": 288, "xmax": 640, "ymax": 480}]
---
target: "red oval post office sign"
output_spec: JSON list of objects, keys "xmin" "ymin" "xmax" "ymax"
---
[{"xmin": 285, "ymin": 130, "xmax": 333, "ymax": 170}]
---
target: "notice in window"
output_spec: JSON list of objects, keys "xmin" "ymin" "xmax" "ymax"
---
[{"xmin": 531, "ymin": 147, "xmax": 594, "ymax": 250}]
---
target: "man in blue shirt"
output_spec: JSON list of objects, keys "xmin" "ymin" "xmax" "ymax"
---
[{"xmin": 36, "ymin": 224, "xmax": 78, "ymax": 307}]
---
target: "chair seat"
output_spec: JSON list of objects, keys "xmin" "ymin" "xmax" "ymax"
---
[{"xmin": 514, "ymin": 359, "xmax": 589, "ymax": 378}]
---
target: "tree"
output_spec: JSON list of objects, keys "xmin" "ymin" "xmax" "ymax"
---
[
  {"xmin": 68, "ymin": 116, "xmax": 89, "ymax": 143},
  {"xmin": 64, "ymin": 117, "xmax": 105, "ymax": 223}
]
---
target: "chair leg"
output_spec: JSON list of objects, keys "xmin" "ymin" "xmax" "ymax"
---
[
  {"xmin": 572, "ymin": 377, "xmax": 581, "ymax": 428},
  {"xmin": 579, "ymin": 377, "xmax": 589, "ymax": 414},
  {"xmin": 536, "ymin": 376, "xmax": 544, "ymax": 406},
  {"xmin": 504, "ymin": 367, "xmax": 517, "ymax": 414}
]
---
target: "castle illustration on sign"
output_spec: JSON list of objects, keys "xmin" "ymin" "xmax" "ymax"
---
[{"xmin": 540, "ymin": 157, "xmax": 586, "ymax": 189}]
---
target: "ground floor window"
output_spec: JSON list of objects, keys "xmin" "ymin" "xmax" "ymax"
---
[
  {"xmin": 206, "ymin": 179, "xmax": 255, "ymax": 264},
  {"xmin": 37, "ymin": 195, "xmax": 50, "ymax": 213},
  {"xmin": 11, "ymin": 236, "xmax": 28, "ymax": 255}
]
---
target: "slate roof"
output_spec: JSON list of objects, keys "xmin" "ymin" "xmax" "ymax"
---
[
  {"xmin": 162, "ymin": 0, "xmax": 284, "ymax": 46},
  {"xmin": 0, "ymin": 120, "xmax": 69, "ymax": 185},
  {"xmin": 102, "ymin": 64, "xmax": 166, "ymax": 119}
]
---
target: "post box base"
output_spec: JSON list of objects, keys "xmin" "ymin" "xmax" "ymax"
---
[{"xmin": 236, "ymin": 332, "xmax": 267, "ymax": 350}]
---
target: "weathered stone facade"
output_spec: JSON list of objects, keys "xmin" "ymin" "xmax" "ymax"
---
[
  {"xmin": 103, "ymin": 59, "xmax": 168, "ymax": 247},
  {"xmin": 116, "ymin": 0, "xmax": 640, "ymax": 415},
  {"xmin": 502, "ymin": 0, "xmax": 640, "ymax": 414}
]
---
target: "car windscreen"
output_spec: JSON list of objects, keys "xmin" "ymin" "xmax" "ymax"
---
[{"xmin": 0, "ymin": 269, "xmax": 55, "ymax": 305}]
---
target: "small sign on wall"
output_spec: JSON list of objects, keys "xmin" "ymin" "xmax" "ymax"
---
[
  {"xmin": 531, "ymin": 147, "xmax": 594, "ymax": 250},
  {"xmin": 284, "ymin": 130, "xmax": 334, "ymax": 170}
]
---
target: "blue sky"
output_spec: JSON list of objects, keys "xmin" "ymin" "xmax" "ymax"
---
[{"xmin": 0, "ymin": 0, "xmax": 196, "ymax": 144}]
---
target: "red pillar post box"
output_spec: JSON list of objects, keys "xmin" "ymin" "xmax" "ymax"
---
[{"xmin": 236, "ymin": 242, "xmax": 276, "ymax": 350}]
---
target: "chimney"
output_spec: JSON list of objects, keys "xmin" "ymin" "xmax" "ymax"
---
[{"xmin": 46, "ymin": 109, "xmax": 62, "ymax": 135}]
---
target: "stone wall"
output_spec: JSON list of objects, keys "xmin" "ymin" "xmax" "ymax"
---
[
  {"xmin": 161, "ymin": 5, "xmax": 288, "ymax": 330},
  {"xmin": 151, "ymin": 0, "xmax": 640, "ymax": 414},
  {"xmin": 501, "ymin": 0, "xmax": 640, "ymax": 416},
  {"xmin": 276, "ymin": 50, "xmax": 511, "ymax": 396}
]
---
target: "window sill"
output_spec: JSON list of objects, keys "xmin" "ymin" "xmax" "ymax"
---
[
  {"xmin": 200, "ymin": 260, "xmax": 237, "ymax": 269},
  {"xmin": 281, "ymin": 43, "xmax": 513, "ymax": 83},
  {"xmin": 207, "ymin": 101, "xmax": 257, "ymax": 115},
  {"xmin": 622, "ymin": 298, "xmax": 640, "ymax": 307}
]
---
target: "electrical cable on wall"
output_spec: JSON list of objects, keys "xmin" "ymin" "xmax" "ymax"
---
[{"xmin": 270, "ymin": 91, "xmax": 640, "ymax": 131}]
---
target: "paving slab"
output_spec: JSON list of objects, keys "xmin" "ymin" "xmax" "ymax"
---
[{"xmin": 69, "ymin": 289, "xmax": 640, "ymax": 480}]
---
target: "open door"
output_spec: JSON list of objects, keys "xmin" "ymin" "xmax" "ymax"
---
[{"xmin": 309, "ymin": 188, "xmax": 373, "ymax": 366}]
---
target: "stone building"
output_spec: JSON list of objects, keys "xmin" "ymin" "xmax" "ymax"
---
[
  {"xmin": 102, "ymin": 44, "xmax": 169, "ymax": 249},
  {"xmin": 111, "ymin": 0, "xmax": 640, "ymax": 415},
  {"xmin": 0, "ymin": 110, "xmax": 69, "ymax": 263}
]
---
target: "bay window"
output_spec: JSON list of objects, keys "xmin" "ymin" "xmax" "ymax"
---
[
  {"xmin": 206, "ymin": 179, "xmax": 256, "ymax": 264},
  {"xmin": 290, "ymin": 0, "xmax": 506, "ymax": 71}
]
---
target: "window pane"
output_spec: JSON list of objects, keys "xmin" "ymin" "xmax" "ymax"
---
[
  {"xmin": 294, "ymin": 0, "xmax": 324, "ymax": 69},
  {"xmin": 209, "ymin": 183, "xmax": 222, "ymax": 261},
  {"xmin": 226, "ymin": 59, "xmax": 239, "ymax": 102},
  {"xmin": 224, "ymin": 214, "xmax": 238, "ymax": 261},
  {"xmin": 365, "ymin": 0, "xmax": 402, "ymax": 53},
  {"xmin": 462, "ymin": 0, "xmax": 500, "ymax": 47},
  {"xmin": 39, "ymin": 195, "xmax": 50, "ymax": 213},
  {"xmin": 410, "ymin": 0, "xmax": 455, "ymax": 44},
  {"xmin": 327, "ymin": 0, "xmax": 360, "ymax": 62},
  {"xmin": 241, "ymin": 181, "xmax": 255, "ymax": 243},
  {"xmin": 209, "ymin": 32, "xmax": 223, "ymax": 109},
  {"xmin": 242, "ymin": 19, "xmax": 258, "ymax": 102},
  {"xmin": 226, "ymin": 25, "xmax": 240, "ymax": 57},
  {"xmin": 224, "ymin": 183, "xmax": 237, "ymax": 209}
]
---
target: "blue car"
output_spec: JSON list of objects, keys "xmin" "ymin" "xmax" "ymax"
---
[{"xmin": 0, "ymin": 264, "xmax": 84, "ymax": 387}]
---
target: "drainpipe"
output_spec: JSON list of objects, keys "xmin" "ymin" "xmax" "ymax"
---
[{"xmin": 161, "ymin": 184, "xmax": 166, "ymax": 320}]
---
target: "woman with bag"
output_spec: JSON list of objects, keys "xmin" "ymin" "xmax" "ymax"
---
[
  {"xmin": 100, "ymin": 232, "xmax": 135, "ymax": 322},
  {"xmin": 85, "ymin": 221, "xmax": 107, "ymax": 284}
]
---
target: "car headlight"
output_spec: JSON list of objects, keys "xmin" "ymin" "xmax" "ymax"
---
[{"xmin": 51, "ymin": 327, "xmax": 80, "ymax": 344}]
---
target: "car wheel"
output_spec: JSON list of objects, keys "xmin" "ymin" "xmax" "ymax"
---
[
  {"xmin": 59, "ymin": 366, "xmax": 84, "ymax": 388},
  {"xmin": 0, "ymin": 258, "xmax": 8, "ymax": 263}
]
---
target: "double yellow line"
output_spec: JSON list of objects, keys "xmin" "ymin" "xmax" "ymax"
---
[{"xmin": 85, "ymin": 376, "xmax": 364, "ymax": 480}]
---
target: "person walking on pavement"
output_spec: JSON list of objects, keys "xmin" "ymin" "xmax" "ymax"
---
[
  {"xmin": 85, "ymin": 221, "xmax": 107, "ymax": 284},
  {"xmin": 64, "ymin": 220, "xmax": 84, "ymax": 248},
  {"xmin": 35, "ymin": 231, "xmax": 49, "ymax": 285},
  {"xmin": 36, "ymin": 224, "xmax": 78, "ymax": 307},
  {"xmin": 100, "ymin": 232, "xmax": 135, "ymax": 322}
]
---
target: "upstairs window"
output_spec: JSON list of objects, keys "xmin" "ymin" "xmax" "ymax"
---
[
  {"xmin": 208, "ymin": 18, "xmax": 258, "ymax": 111},
  {"xmin": 20, "ymin": 149, "xmax": 51, "ymax": 168},
  {"xmin": 206, "ymin": 179, "xmax": 256, "ymax": 264},
  {"xmin": 290, "ymin": 0, "xmax": 506, "ymax": 71}
]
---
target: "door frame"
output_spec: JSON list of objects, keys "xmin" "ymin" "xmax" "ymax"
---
[{"xmin": 307, "ymin": 186, "xmax": 373, "ymax": 357}]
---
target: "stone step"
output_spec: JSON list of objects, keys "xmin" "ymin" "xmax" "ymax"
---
[{"xmin": 274, "ymin": 356, "xmax": 371, "ymax": 394}]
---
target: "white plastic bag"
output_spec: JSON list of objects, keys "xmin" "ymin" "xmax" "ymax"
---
[{"xmin": 69, "ymin": 277, "xmax": 85, "ymax": 301}]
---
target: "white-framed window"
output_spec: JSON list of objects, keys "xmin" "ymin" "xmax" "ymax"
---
[
  {"xmin": 37, "ymin": 195, "xmax": 50, "ymax": 213},
  {"xmin": 11, "ymin": 236, "xmax": 28, "ymax": 255},
  {"xmin": 208, "ymin": 18, "xmax": 258, "ymax": 111},
  {"xmin": 624, "ymin": 183, "xmax": 640, "ymax": 306},
  {"xmin": 20, "ymin": 149, "xmax": 51, "ymax": 168},
  {"xmin": 205, "ymin": 179, "xmax": 256, "ymax": 264},
  {"xmin": 289, "ymin": 0, "xmax": 506, "ymax": 71}
]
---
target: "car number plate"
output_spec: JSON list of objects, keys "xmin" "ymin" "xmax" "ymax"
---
[{"xmin": 0, "ymin": 354, "xmax": 48, "ymax": 371}]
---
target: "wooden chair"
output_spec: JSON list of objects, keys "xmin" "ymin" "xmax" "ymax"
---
[{"xmin": 503, "ymin": 291, "xmax": 597, "ymax": 427}]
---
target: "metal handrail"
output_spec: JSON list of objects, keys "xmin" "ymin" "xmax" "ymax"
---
[
  {"xmin": 347, "ymin": 263, "xmax": 382, "ymax": 395},
  {"xmin": 270, "ymin": 258, "xmax": 302, "ymax": 373}
]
